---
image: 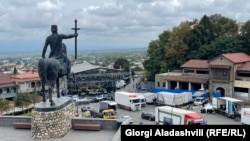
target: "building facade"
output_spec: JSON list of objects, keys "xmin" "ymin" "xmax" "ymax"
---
[
  {"xmin": 155, "ymin": 52, "xmax": 250, "ymax": 104},
  {"xmin": 0, "ymin": 72, "xmax": 17, "ymax": 99},
  {"xmin": 9, "ymin": 70, "xmax": 41, "ymax": 94},
  {"xmin": 71, "ymin": 63, "xmax": 130, "ymax": 93}
]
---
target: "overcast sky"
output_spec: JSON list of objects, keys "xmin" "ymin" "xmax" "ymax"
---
[{"xmin": 0, "ymin": 0, "xmax": 250, "ymax": 53}]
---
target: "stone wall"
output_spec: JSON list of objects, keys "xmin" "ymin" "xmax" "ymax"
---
[{"xmin": 32, "ymin": 102, "xmax": 75, "ymax": 140}]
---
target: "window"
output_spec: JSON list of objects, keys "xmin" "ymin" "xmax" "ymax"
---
[
  {"xmin": 163, "ymin": 82, "xmax": 166, "ymax": 87},
  {"xmin": 196, "ymin": 70, "xmax": 209, "ymax": 74},
  {"xmin": 237, "ymin": 72, "xmax": 250, "ymax": 77},
  {"xmin": 31, "ymin": 82, "xmax": 36, "ymax": 88},
  {"xmin": 6, "ymin": 88, "xmax": 10, "ymax": 93},
  {"xmin": 184, "ymin": 69, "xmax": 194, "ymax": 73},
  {"xmin": 0, "ymin": 89, "xmax": 2, "ymax": 94},
  {"xmin": 212, "ymin": 69, "xmax": 229, "ymax": 81},
  {"xmin": 157, "ymin": 82, "xmax": 160, "ymax": 87}
]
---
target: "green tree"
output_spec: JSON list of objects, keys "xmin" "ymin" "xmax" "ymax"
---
[
  {"xmin": 0, "ymin": 98, "xmax": 10, "ymax": 115},
  {"xmin": 143, "ymin": 30, "xmax": 171, "ymax": 81},
  {"xmin": 165, "ymin": 22, "xmax": 191, "ymax": 69},
  {"xmin": 211, "ymin": 15, "xmax": 238, "ymax": 36},
  {"xmin": 114, "ymin": 58, "xmax": 130, "ymax": 72},
  {"xmin": 240, "ymin": 20, "xmax": 250, "ymax": 54},
  {"xmin": 187, "ymin": 15, "xmax": 217, "ymax": 59},
  {"xmin": 196, "ymin": 35, "xmax": 243, "ymax": 60},
  {"xmin": 15, "ymin": 93, "xmax": 32, "ymax": 113}
]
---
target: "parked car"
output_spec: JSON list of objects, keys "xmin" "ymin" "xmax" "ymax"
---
[
  {"xmin": 95, "ymin": 94, "xmax": 104, "ymax": 101},
  {"xmin": 120, "ymin": 115, "xmax": 133, "ymax": 124},
  {"xmin": 72, "ymin": 95, "xmax": 79, "ymax": 102},
  {"xmin": 141, "ymin": 112, "xmax": 155, "ymax": 121},
  {"xmin": 81, "ymin": 104, "xmax": 90, "ymax": 112},
  {"xmin": 193, "ymin": 97, "xmax": 209, "ymax": 106}
]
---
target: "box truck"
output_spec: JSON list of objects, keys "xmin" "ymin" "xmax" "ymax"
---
[
  {"xmin": 155, "ymin": 91, "xmax": 193, "ymax": 106},
  {"xmin": 213, "ymin": 97, "xmax": 243, "ymax": 119},
  {"xmin": 155, "ymin": 106, "xmax": 207, "ymax": 125},
  {"xmin": 115, "ymin": 91, "xmax": 141, "ymax": 111},
  {"xmin": 99, "ymin": 100, "xmax": 117, "ymax": 112},
  {"xmin": 241, "ymin": 108, "xmax": 250, "ymax": 125},
  {"xmin": 134, "ymin": 93, "xmax": 147, "ymax": 107}
]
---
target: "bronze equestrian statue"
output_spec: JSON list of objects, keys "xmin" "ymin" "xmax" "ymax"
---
[{"xmin": 38, "ymin": 25, "xmax": 78, "ymax": 106}]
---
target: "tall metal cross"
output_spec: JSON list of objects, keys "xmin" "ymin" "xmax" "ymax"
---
[{"xmin": 72, "ymin": 19, "xmax": 80, "ymax": 60}]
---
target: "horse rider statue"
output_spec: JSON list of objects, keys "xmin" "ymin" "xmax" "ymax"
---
[{"xmin": 42, "ymin": 25, "xmax": 78, "ymax": 78}]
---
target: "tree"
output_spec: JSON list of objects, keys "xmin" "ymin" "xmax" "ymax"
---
[
  {"xmin": 165, "ymin": 22, "xmax": 191, "ymax": 69},
  {"xmin": 114, "ymin": 58, "xmax": 130, "ymax": 72},
  {"xmin": 0, "ymin": 98, "xmax": 10, "ymax": 115},
  {"xmin": 15, "ymin": 93, "xmax": 32, "ymax": 113},
  {"xmin": 240, "ymin": 20, "xmax": 250, "ymax": 54},
  {"xmin": 212, "ymin": 15, "xmax": 238, "ymax": 36},
  {"xmin": 196, "ymin": 35, "xmax": 243, "ymax": 60},
  {"xmin": 187, "ymin": 15, "xmax": 217, "ymax": 59},
  {"xmin": 143, "ymin": 30, "xmax": 171, "ymax": 81}
]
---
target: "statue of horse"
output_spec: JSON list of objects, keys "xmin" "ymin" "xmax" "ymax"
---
[{"xmin": 38, "ymin": 43, "xmax": 75, "ymax": 106}]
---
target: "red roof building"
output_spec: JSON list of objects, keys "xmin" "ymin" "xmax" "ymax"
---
[{"xmin": 0, "ymin": 72, "xmax": 17, "ymax": 99}]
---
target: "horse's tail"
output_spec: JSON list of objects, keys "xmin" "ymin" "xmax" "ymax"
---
[{"xmin": 38, "ymin": 59, "xmax": 47, "ymax": 82}]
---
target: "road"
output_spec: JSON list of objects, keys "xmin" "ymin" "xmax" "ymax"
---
[
  {"xmin": 88, "ymin": 102, "xmax": 241, "ymax": 125},
  {"xmin": 86, "ymin": 77, "xmax": 242, "ymax": 125}
]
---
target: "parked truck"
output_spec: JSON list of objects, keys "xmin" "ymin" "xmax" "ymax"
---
[
  {"xmin": 241, "ymin": 108, "xmax": 250, "ymax": 125},
  {"xmin": 155, "ymin": 91, "xmax": 193, "ymax": 107},
  {"xmin": 143, "ymin": 92, "xmax": 156, "ymax": 105},
  {"xmin": 134, "ymin": 93, "xmax": 147, "ymax": 107},
  {"xmin": 115, "ymin": 91, "xmax": 141, "ymax": 111},
  {"xmin": 155, "ymin": 106, "xmax": 207, "ymax": 125},
  {"xmin": 99, "ymin": 100, "xmax": 117, "ymax": 112},
  {"xmin": 212, "ymin": 97, "xmax": 243, "ymax": 120},
  {"xmin": 90, "ymin": 108, "xmax": 116, "ymax": 119}
]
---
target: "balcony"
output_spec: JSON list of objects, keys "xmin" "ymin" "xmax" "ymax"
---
[{"xmin": 0, "ymin": 92, "xmax": 17, "ymax": 99}]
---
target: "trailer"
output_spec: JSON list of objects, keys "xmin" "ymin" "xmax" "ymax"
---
[
  {"xmin": 213, "ymin": 97, "xmax": 243, "ymax": 120},
  {"xmin": 155, "ymin": 91, "xmax": 193, "ymax": 106},
  {"xmin": 99, "ymin": 100, "xmax": 117, "ymax": 112},
  {"xmin": 241, "ymin": 108, "xmax": 250, "ymax": 125},
  {"xmin": 115, "ymin": 91, "xmax": 141, "ymax": 111},
  {"xmin": 155, "ymin": 106, "xmax": 206, "ymax": 125},
  {"xmin": 142, "ymin": 92, "xmax": 156, "ymax": 105}
]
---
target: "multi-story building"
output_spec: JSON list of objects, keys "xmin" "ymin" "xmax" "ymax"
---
[
  {"xmin": 71, "ymin": 63, "xmax": 130, "ymax": 93},
  {"xmin": 0, "ymin": 72, "xmax": 17, "ymax": 100},
  {"xmin": 155, "ymin": 52, "xmax": 250, "ymax": 103},
  {"xmin": 9, "ymin": 70, "xmax": 41, "ymax": 94}
]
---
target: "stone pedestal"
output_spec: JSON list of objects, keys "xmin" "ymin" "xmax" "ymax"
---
[{"xmin": 32, "ymin": 97, "xmax": 75, "ymax": 140}]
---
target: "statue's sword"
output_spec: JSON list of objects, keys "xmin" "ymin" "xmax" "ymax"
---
[{"xmin": 72, "ymin": 19, "xmax": 80, "ymax": 60}]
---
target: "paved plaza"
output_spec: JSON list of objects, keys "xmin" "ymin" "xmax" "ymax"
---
[{"xmin": 0, "ymin": 126, "xmax": 116, "ymax": 141}]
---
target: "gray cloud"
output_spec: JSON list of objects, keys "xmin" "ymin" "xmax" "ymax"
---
[{"xmin": 0, "ymin": 0, "xmax": 250, "ymax": 53}]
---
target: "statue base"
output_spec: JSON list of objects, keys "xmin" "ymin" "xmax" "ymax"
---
[{"xmin": 32, "ymin": 97, "xmax": 75, "ymax": 140}]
